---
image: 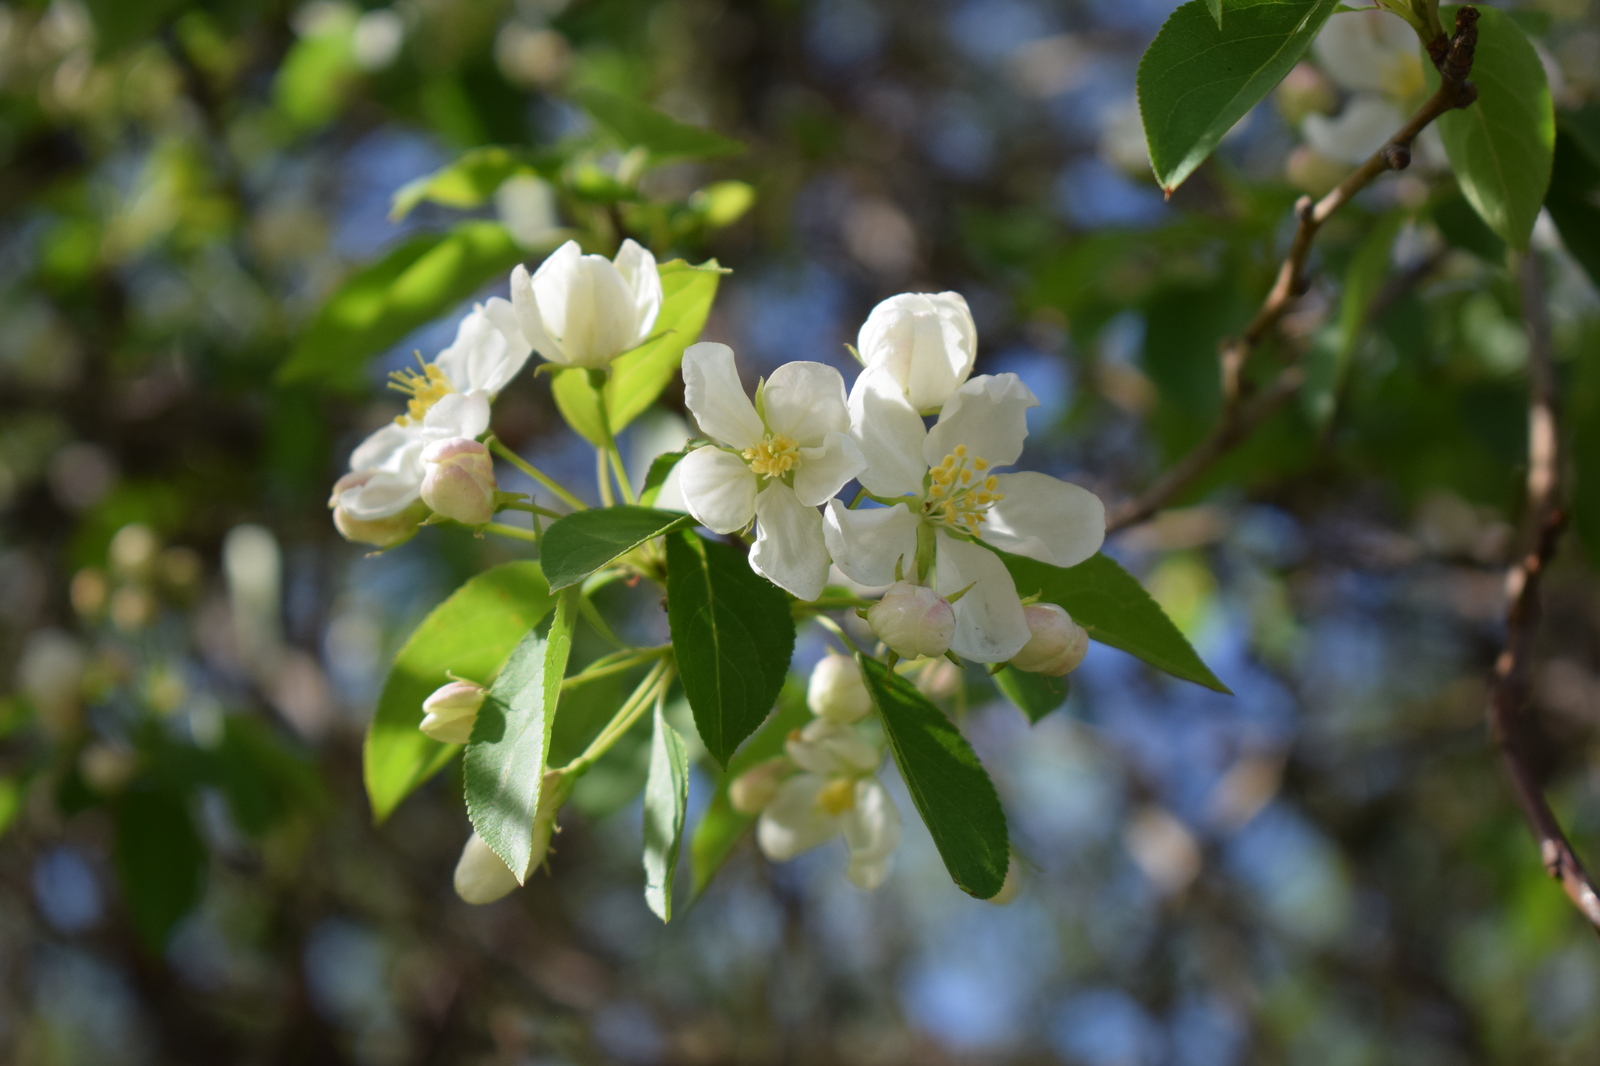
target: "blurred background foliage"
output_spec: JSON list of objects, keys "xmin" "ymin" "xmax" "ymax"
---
[{"xmin": 2, "ymin": 0, "xmax": 1600, "ymax": 1062}]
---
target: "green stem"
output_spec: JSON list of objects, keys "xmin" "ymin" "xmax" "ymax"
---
[
  {"xmin": 596, "ymin": 448, "xmax": 615, "ymax": 507},
  {"xmin": 795, "ymin": 595, "xmax": 873, "ymax": 614},
  {"xmin": 813, "ymin": 613, "xmax": 864, "ymax": 657},
  {"xmin": 591, "ymin": 375, "xmax": 637, "ymax": 506},
  {"xmin": 562, "ymin": 660, "xmax": 673, "ymax": 775},
  {"xmin": 500, "ymin": 500, "xmax": 566, "ymax": 520},
  {"xmin": 577, "ymin": 591, "xmax": 628, "ymax": 650},
  {"xmin": 488, "ymin": 437, "xmax": 587, "ymax": 511},
  {"xmin": 484, "ymin": 522, "xmax": 539, "ymax": 543},
  {"xmin": 560, "ymin": 646, "xmax": 669, "ymax": 692}
]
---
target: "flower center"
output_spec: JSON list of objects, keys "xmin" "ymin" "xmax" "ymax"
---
[
  {"xmin": 742, "ymin": 433, "xmax": 801, "ymax": 478},
  {"xmin": 923, "ymin": 445, "xmax": 1004, "ymax": 535},
  {"xmin": 389, "ymin": 362, "xmax": 454, "ymax": 426},
  {"xmin": 817, "ymin": 777, "xmax": 857, "ymax": 816}
]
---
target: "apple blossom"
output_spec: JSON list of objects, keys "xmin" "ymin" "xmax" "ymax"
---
[
  {"xmin": 866, "ymin": 582, "xmax": 956, "ymax": 660},
  {"xmin": 806, "ymin": 653, "xmax": 873, "ymax": 723},
  {"xmin": 857, "ymin": 292, "xmax": 977, "ymax": 413},
  {"xmin": 419, "ymin": 680, "xmax": 486, "ymax": 744},
  {"xmin": 1010, "ymin": 603, "xmax": 1090, "ymax": 676},
  {"xmin": 825, "ymin": 370, "xmax": 1105, "ymax": 662},
  {"xmin": 729, "ymin": 756, "xmax": 791, "ymax": 816},
  {"xmin": 329, "ymin": 471, "xmax": 428, "ymax": 547},
  {"xmin": 420, "ymin": 438, "xmax": 498, "ymax": 526},
  {"xmin": 676, "ymin": 342, "xmax": 865, "ymax": 600},
  {"xmin": 510, "ymin": 238, "xmax": 662, "ymax": 369}
]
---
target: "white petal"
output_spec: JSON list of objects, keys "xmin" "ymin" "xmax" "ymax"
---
[
  {"xmin": 341, "ymin": 468, "xmax": 422, "ymax": 519},
  {"xmin": 793, "ymin": 431, "xmax": 866, "ymax": 507},
  {"xmin": 847, "ymin": 364, "xmax": 928, "ymax": 498},
  {"xmin": 823, "ymin": 500, "xmax": 920, "ymax": 587},
  {"xmin": 557, "ymin": 256, "xmax": 637, "ymax": 368},
  {"xmin": 1302, "ymin": 95, "xmax": 1406, "ymax": 166},
  {"xmin": 761, "ymin": 361, "xmax": 850, "ymax": 446},
  {"xmin": 936, "ymin": 531, "xmax": 1029, "ymax": 662},
  {"xmin": 786, "ymin": 719, "xmax": 880, "ymax": 775},
  {"xmin": 613, "ymin": 238, "xmax": 662, "ymax": 346},
  {"xmin": 435, "ymin": 301, "xmax": 529, "ymax": 396},
  {"xmin": 751, "ymin": 483, "xmax": 830, "ymax": 601},
  {"xmin": 842, "ymin": 779, "xmax": 900, "ymax": 890},
  {"xmin": 924, "ymin": 374, "xmax": 1038, "ymax": 471},
  {"xmin": 858, "ymin": 292, "xmax": 977, "ymax": 413},
  {"xmin": 982, "ymin": 472, "xmax": 1106, "ymax": 568},
  {"xmin": 757, "ymin": 775, "xmax": 839, "ymax": 860},
  {"xmin": 421, "ymin": 391, "xmax": 490, "ymax": 440},
  {"xmin": 682, "ymin": 342, "xmax": 764, "ymax": 450},
  {"xmin": 454, "ymin": 832, "xmax": 520, "ymax": 904},
  {"xmin": 677, "ymin": 446, "xmax": 757, "ymax": 534},
  {"xmin": 1312, "ymin": 9, "xmax": 1422, "ymax": 95},
  {"xmin": 350, "ymin": 422, "xmax": 416, "ymax": 472},
  {"xmin": 513, "ymin": 246, "xmax": 576, "ymax": 363}
]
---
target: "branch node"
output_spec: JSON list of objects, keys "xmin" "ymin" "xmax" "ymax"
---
[
  {"xmin": 1383, "ymin": 143, "xmax": 1412, "ymax": 171},
  {"xmin": 1293, "ymin": 195, "xmax": 1314, "ymax": 223}
]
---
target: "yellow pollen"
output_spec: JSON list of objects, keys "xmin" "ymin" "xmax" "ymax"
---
[
  {"xmin": 924, "ymin": 449, "xmax": 1003, "ymax": 531},
  {"xmin": 742, "ymin": 434, "xmax": 801, "ymax": 478},
  {"xmin": 388, "ymin": 362, "xmax": 454, "ymax": 426},
  {"xmin": 984, "ymin": 476, "xmax": 998, "ymax": 491},
  {"xmin": 953, "ymin": 445, "xmax": 967, "ymax": 458},
  {"xmin": 973, "ymin": 458, "xmax": 989, "ymax": 471},
  {"xmin": 817, "ymin": 777, "xmax": 857, "ymax": 816}
]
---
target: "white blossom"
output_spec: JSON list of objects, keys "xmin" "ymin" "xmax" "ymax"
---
[
  {"xmin": 676, "ymin": 342, "xmax": 865, "ymax": 600},
  {"xmin": 1313, "ymin": 10, "xmax": 1425, "ymax": 101},
  {"xmin": 755, "ymin": 719, "xmax": 900, "ymax": 890},
  {"xmin": 825, "ymin": 370, "xmax": 1105, "ymax": 662},
  {"xmin": 510, "ymin": 238, "xmax": 662, "ymax": 369},
  {"xmin": 857, "ymin": 292, "xmax": 977, "ymax": 413}
]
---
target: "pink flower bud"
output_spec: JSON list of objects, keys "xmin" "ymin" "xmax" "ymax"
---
[
  {"xmin": 328, "ymin": 472, "xmax": 424, "ymax": 547},
  {"xmin": 420, "ymin": 438, "xmax": 497, "ymax": 526},
  {"xmin": 867, "ymin": 582, "xmax": 955, "ymax": 660},
  {"xmin": 806, "ymin": 653, "xmax": 872, "ymax": 723},
  {"xmin": 420, "ymin": 680, "xmax": 486, "ymax": 744},
  {"xmin": 729, "ymin": 756, "xmax": 791, "ymax": 815},
  {"xmin": 1009, "ymin": 603, "xmax": 1088, "ymax": 676}
]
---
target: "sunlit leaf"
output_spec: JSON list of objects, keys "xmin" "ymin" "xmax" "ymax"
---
[
  {"xmin": 540, "ymin": 506, "xmax": 693, "ymax": 590},
  {"xmin": 390, "ymin": 146, "xmax": 539, "ymax": 220},
  {"xmin": 641, "ymin": 450, "xmax": 688, "ymax": 508},
  {"xmin": 573, "ymin": 86, "xmax": 744, "ymax": 163},
  {"xmin": 642, "ymin": 703, "xmax": 690, "ymax": 921}
]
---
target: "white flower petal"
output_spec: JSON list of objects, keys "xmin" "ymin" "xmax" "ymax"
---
[
  {"xmin": 436, "ymin": 298, "xmax": 531, "ymax": 395},
  {"xmin": 612, "ymin": 238, "xmax": 662, "ymax": 346},
  {"xmin": 560, "ymin": 256, "xmax": 637, "ymax": 367},
  {"xmin": 847, "ymin": 365, "xmax": 928, "ymax": 498},
  {"xmin": 1312, "ymin": 9, "xmax": 1422, "ymax": 96},
  {"xmin": 682, "ymin": 342, "xmax": 764, "ymax": 450},
  {"xmin": 454, "ymin": 832, "xmax": 521, "ymax": 904},
  {"xmin": 924, "ymin": 374, "xmax": 1038, "ymax": 471},
  {"xmin": 350, "ymin": 422, "xmax": 417, "ymax": 472},
  {"xmin": 422, "ymin": 391, "xmax": 490, "ymax": 440},
  {"xmin": 793, "ymin": 431, "xmax": 866, "ymax": 507},
  {"xmin": 751, "ymin": 483, "xmax": 830, "ymax": 601},
  {"xmin": 936, "ymin": 531, "xmax": 1029, "ymax": 662},
  {"xmin": 761, "ymin": 361, "xmax": 850, "ymax": 445},
  {"xmin": 510, "ymin": 262, "xmax": 566, "ymax": 365},
  {"xmin": 842, "ymin": 779, "xmax": 900, "ymax": 890},
  {"xmin": 515, "ymin": 243, "xmax": 582, "ymax": 363},
  {"xmin": 786, "ymin": 719, "xmax": 881, "ymax": 775},
  {"xmin": 1302, "ymin": 95, "xmax": 1407, "ymax": 165},
  {"xmin": 342, "ymin": 468, "xmax": 422, "ymax": 519},
  {"xmin": 677, "ymin": 446, "xmax": 757, "ymax": 534},
  {"xmin": 757, "ymin": 774, "xmax": 839, "ymax": 860},
  {"xmin": 823, "ymin": 500, "xmax": 920, "ymax": 587},
  {"xmin": 858, "ymin": 292, "xmax": 977, "ymax": 413},
  {"xmin": 983, "ymin": 472, "xmax": 1106, "ymax": 568}
]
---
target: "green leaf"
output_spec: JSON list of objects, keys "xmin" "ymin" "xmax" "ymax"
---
[
  {"xmin": 1428, "ymin": 5, "xmax": 1554, "ymax": 253},
  {"xmin": 688, "ymin": 680, "xmax": 810, "ymax": 898},
  {"xmin": 642, "ymin": 703, "xmax": 690, "ymax": 922},
  {"xmin": 991, "ymin": 548, "xmax": 1231, "ymax": 693},
  {"xmin": 693, "ymin": 181, "xmax": 757, "ymax": 228},
  {"xmin": 1206, "ymin": 0, "xmax": 1223, "ymax": 29},
  {"xmin": 390, "ymin": 146, "xmax": 536, "ymax": 220},
  {"xmin": 993, "ymin": 667, "xmax": 1070, "ymax": 724},
  {"xmin": 573, "ymin": 86, "xmax": 744, "ymax": 163},
  {"xmin": 0, "ymin": 776, "xmax": 20, "ymax": 839},
  {"xmin": 279, "ymin": 221, "xmax": 525, "ymax": 392},
  {"xmin": 541, "ymin": 506, "xmax": 693, "ymax": 590},
  {"xmin": 113, "ymin": 788, "xmax": 206, "ymax": 949},
  {"xmin": 1138, "ymin": 0, "xmax": 1340, "ymax": 192},
  {"xmin": 214, "ymin": 717, "xmax": 329, "ymax": 836},
  {"xmin": 1304, "ymin": 212, "xmax": 1405, "ymax": 426},
  {"xmin": 641, "ymin": 450, "xmax": 687, "ymax": 507},
  {"xmin": 665, "ymin": 531, "xmax": 795, "ymax": 767},
  {"xmin": 273, "ymin": 12, "xmax": 358, "ymax": 132},
  {"xmin": 465, "ymin": 589, "xmax": 578, "ymax": 880},
  {"xmin": 858, "ymin": 656, "xmax": 1008, "ymax": 899},
  {"xmin": 364, "ymin": 562, "xmax": 555, "ymax": 823},
  {"xmin": 1545, "ymin": 119, "xmax": 1600, "ymax": 290},
  {"xmin": 550, "ymin": 260, "xmax": 724, "ymax": 445}
]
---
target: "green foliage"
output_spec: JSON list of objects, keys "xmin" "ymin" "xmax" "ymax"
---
[
  {"xmin": 215, "ymin": 718, "xmax": 329, "ymax": 837},
  {"xmin": 551, "ymin": 260, "xmax": 724, "ymax": 445},
  {"xmin": 640, "ymin": 451, "xmax": 687, "ymax": 507},
  {"xmin": 390, "ymin": 147, "xmax": 542, "ymax": 220},
  {"xmin": 465, "ymin": 590, "xmax": 578, "ymax": 879},
  {"xmin": 642, "ymin": 703, "xmax": 690, "ymax": 921},
  {"xmin": 0, "ymin": 777, "xmax": 19, "ymax": 840},
  {"xmin": 1138, "ymin": 0, "xmax": 1340, "ymax": 192},
  {"xmin": 665, "ymin": 531, "xmax": 795, "ymax": 767},
  {"xmin": 994, "ymin": 666, "xmax": 1070, "ymax": 724},
  {"xmin": 992, "ymin": 549, "xmax": 1230, "ymax": 693},
  {"xmin": 279, "ymin": 221, "xmax": 525, "ymax": 392},
  {"xmin": 364, "ymin": 563, "xmax": 555, "ymax": 823},
  {"xmin": 858, "ymin": 656, "xmax": 1008, "ymax": 899},
  {"xmin": 1428, "ymin": 6, "xmax": 1554, "ymax": 253},
  {"xmin": 574, "ymin": 86, "xmax": 744, "ymax": 163},
  {"xmin": 274, "ymin": 12, "xmax": 359, "ymax": 132},
  {"xmin": 541, "ymin": 506, "xmax": 693, "ymax": 590},
  {"xmin": 1545, "ymin": 114, "xmax": 1600, "ymax": 289},
  {"xmin": 113, "ymin": 788, "xmax": 206, "ymax": 950},
  {"xmin": 1304, "ymin": 212, "xmax": 1405, "ymax": 427}
]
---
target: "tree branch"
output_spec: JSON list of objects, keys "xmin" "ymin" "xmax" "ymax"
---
[
  {"xmin": 1107, "ymin": 8, "xmax": 1481, "ymax": 532},
  {"xmin": 1487, "ymin": 252, "xmax": 1600, "ymax": 934}
]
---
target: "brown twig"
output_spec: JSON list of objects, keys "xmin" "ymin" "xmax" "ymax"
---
[
  {"xmin": 1486, "ymin": 253, "xmax": 1600, "ymax": 934},
  {"xmin": 1107, "ymin": 9, "xmax": 1481, "ymax": 532}
]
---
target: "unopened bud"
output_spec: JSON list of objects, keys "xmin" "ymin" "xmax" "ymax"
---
[
  {"xmin": 420, "ymin": 680, "xmax": 486, "ymax": 744},
  {"xmin": 807, "ymin": 653, "xmax": 872, "ymax": 723},
  {"xmin": 329, "ymin": 472, "xmax": 425, "ymax": 547},
  {"xmin": 988, "ymin": 855, "xmax": 1023, "ymax": 905},
  {"xmin": 421, "ymin": 438, "xmax": 498, "ymax": 526},
  {"xmin": 453, "ymin": 832, "xmax": 521, "ymax": 904},
  {"xmin": 729, "ymin": 756, "xmax": 791, "ymax": 815},
  {"xmin": 866, "ymin": 582, "xmax": 955, "ymax": 660},
  {"xmin": 914, "ymin": 657, "xmax": 963, "ymax": 701},
  {"xmin": 1010, "ymin": 603, "xmax": 1088, "ymax": 677}
]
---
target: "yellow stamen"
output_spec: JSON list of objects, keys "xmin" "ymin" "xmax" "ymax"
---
[
  {"xmin": 953, "ymin": 444, "xmax": 967, "ymax": 458},
  {"xmin": 973, "ymin": 458, "xmax": 989, "ymax": 471},
  {"xmin": 923, "ymin": 448, "xmax": 1004, "ymax": 533},
  {"xmin": 742, "ymin": 434, "xmax": 801, "ymax": 478},
  {"xmin": 388, "ymin": 361, "xmax": 454, "ymax": 426},
  {"xmin": 817, "ymin": 777, "xmax": 857, "ymax": 816}
]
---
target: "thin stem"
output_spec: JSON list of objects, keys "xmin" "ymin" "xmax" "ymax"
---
[
  {"xmin": 577, "ymin": 591, "xmax": 628, "ymax": 650},
  {"xmin": 562, "ymin": 660, "xmax": 673, "ymax": 775},
  {"xmin": 596, "ymin": 447, "xmax": 615, "ymax": 507},
  {"xmin": 484, "ymin": 522, "xmax": 539, "ymax": 543},
  {"xmin": 609, "ymin": 447, "xmax": 637, "ymax": 505},
  {"xmin": 1106, "ymin": 8, "xmax": 1481, "ymax": 533},
  {"xmin": 593, "ymin": 377, "xmax": 638, "ymax": 506},
  {"xmin": 813, "ymin": 613, "xmax": 864, "ymax": 657},
  {"xmin": 500, "ymin": 500, "xmax": 566, "ymax": 520},
  {"xmin": 560, "ymin": 645, "xmax": 669, "ymax": 692},
  {"xmin": 795, "ymin": 595, "xmax": 875, "ymax": 614},
  {"xmin": 1486, "ymin": 252, "xmax": 1600, "ymax": 934},
  {"xmin": 488, "ymin": 437, "xmax": 587, "ymax": 511}
]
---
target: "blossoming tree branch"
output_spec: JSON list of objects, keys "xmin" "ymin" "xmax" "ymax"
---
[{"xmin": 308, "ymin": 0, "xmax": 1590, "ymax": 922}]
